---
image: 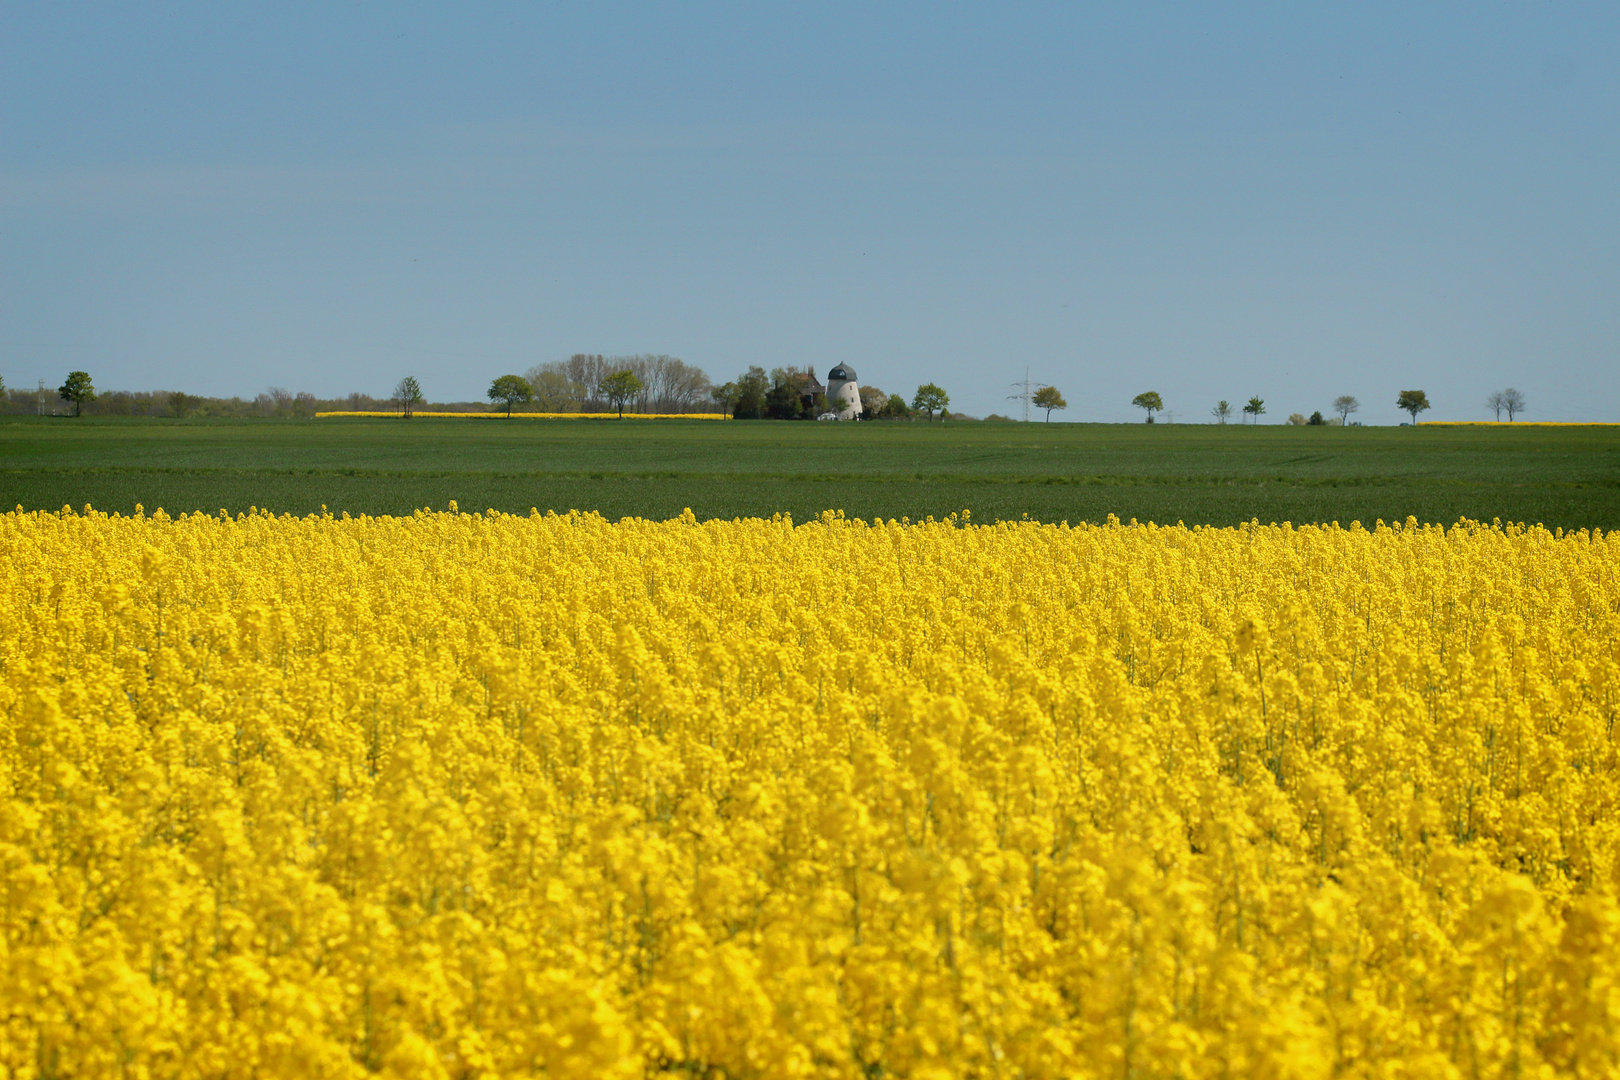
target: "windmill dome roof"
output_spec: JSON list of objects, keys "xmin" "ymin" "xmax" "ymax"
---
[{"xmin": 827, "ymin": 364, "xmax": 858, "ymax": 382}]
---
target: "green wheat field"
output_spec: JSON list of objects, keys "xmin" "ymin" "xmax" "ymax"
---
[{"xmin": 2, "ymin": 416, "xmax": 1616, "ymax": 529}]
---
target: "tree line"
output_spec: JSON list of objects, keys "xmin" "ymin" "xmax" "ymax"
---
[
  {"xmin": 518, "ymin": 354, "xmax": 713, "ymax": 414},
  {"xmin": 0, "ymin": 356, "xmax": 719, "ymax": 419},
  {"xmin": 1, "ymin": 368, "xmax": 1538, "ymax": 424},
  {"xmin": 1186, "ymin": 389, "xmax": 1526, "ymax": 426},
  {"xmin": 0, "ymin": 373, "xmax": 337, "ymax": 419},
  {"xmin": 447, "ymin": 354, "xmax": 719, "ymax": 417}
]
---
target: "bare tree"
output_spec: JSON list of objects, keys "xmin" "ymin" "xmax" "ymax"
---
[
  {"xmin": 522, "ymin": 356, "xmax": 593, "ymax": 409},
  {"xmin": 525, "ymin": 354, "xmax": 710, "ymax": 413},
  {"xmin": 1211, "ymin": 400, "xmax": 1232, "ymax": 424},
  {"xmin": 524, "ymin": 367, "xmax": 587, "ymax": 412},
  {"xmin": 1489, "ymin": 388, "xmax": 1527, "ymax": 421},
  {"xmin": 258, "ymin": 387, "xmax": 295, "ymax": 418},
  {"xmin": 1333, "ymin": 395, "xmax": 1359, "ymax": 424},
  {"xmin": 634, "ymin": 355, "xmax": 712, "ymax": 410},
  {"xmin": 617, "ymin": 354, "xmax": 711, "ymax": 411}
]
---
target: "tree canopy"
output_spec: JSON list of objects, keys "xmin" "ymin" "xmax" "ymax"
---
[
  {"xmin": 858, "ymin": 386, "xmax": 889, "ymax": 417},
  {"xmin": 1032, "ymin": 385, "xmax": 1066, "ymax": 421},
  {"xmin": 394, "ymin": 376, "xmax": 423, "ymax": 418},
  {"xmin": 487, "ymin": 375, "xmax": 534, "ymax": 417},
  {"xmin": 599, "ymin": 371, "xmax": 645, "ymax": 417},
  {"xmin": 58, "ymin": 371, "xmax": 96, "ymax": 417},
  {"xmin": 764, "ymin": 369, "xmax": 812, "ymax": 420},
  {"xmin": 1132, "ymin": 392, "xmax": 1163, "ymax": 421},
  {"xmin": 1333, "ymin": 395, "xmax": 1359, "ymax": 423},
  {"xmin": 713, "ymin": 367, "xmax": 770, "ymax": 419},
  {"xmin": 912, "ymin": 383, "xmax": 950, "ymax": 421},
  {"xmin": 1243, "ymin": 396, "xmax": 1266, "ymax": 423},
  {"xmin": 1396, "ymin": 390, "xmax": 1431, "ymax": 423},
  {"xmin": 877, "ymin": 392, "xmax": 911, "ymax": 420}
]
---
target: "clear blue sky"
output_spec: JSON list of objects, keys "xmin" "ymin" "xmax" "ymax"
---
[{"xmin": 3, "ymin": 3, "xmax": 1616, "ymax": 421}]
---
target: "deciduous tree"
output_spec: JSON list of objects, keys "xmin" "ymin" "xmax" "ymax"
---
[
  {"xmin": 1501, "ymin": 388, "xmax": 1526, "ymax": 421},
  {"xmin": 718, "ymin": 367, "xmax": 770, "ymax": 419},
  {"xmin": 764, "ymin": 368, "xmax": 812, "ymax": 420},
  {"xmin": 488, "ymin": 374, "xmax": 534, "ymax": 417},
  {"xmin": 858, "ymin": 386, "xmax": 889, "ymax": 417},
  {"xmin": 394, "ymin": 376, "xmax": 424, "ymax": 418},
  {"xmin": 1032, "ymin": 385, "xmax": 1067, "ymax": 421},
  {"xmin": 527, "ymin": 369, "xmax": 586, "ymax": 412},
  {"xmin": 1333, "ymin": 395, "xmax": 1359, "ymax": 424},
  {"xmin": 1243, "ymin": 396, "xmax": 1265, "ymax": 423},
  {"xmin": 599, "ymin": 371, "xmax": 644, "ymax": 418},
  {"xmin": 912, "ymin": 383, "xmax": 949, "ymax": 421},
  {"xmin": 1132, "ymin": 391, "xmax": 1164, "ymax": 422},
  {"xmin": 1396, "ymin": 389, "xmax": 1430, "ymax": 423},
  {"xmin": 58, "ymin": 371, "xmax": 95, "ymax": 417},
  {"xmin": 1211, "ymin": 400, "xmax": 1232, "ymax": 424}
]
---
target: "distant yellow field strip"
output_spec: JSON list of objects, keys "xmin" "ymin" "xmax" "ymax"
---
[
  {"xmin": 1418, "ymin": 420, "xmax": 1620, "ymax": 426},
  {"xmin": 315, "ymin": 410, "xmax": 731, "ymax": 420}
]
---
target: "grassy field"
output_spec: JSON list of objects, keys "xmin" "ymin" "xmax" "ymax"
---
[{"xmin": 1, "ymin": 416, "xmax": 1616, "ymax": 527}]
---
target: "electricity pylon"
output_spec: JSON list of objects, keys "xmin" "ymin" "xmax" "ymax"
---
[{"xmin": 1008, "ymin": 367, "xmax": 1048, "ymax": 423}]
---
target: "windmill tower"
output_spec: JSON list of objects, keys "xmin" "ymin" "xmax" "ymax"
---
[{"xmin": 824, "ymin": 364, "xmax": 863, "ymax": 418}]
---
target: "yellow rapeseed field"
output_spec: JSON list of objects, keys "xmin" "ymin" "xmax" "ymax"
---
[
  {"xmin": 1, "ymin": 505, "xmax": 1617, "ymax": 1078},
  {"xmin": 313, "ymin": 412, "xmax": 731, "ymax": 420}
]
